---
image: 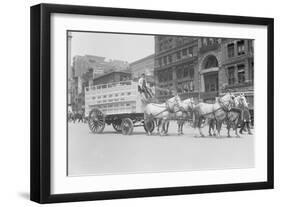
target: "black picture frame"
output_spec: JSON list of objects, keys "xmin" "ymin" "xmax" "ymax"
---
[{"xmin": 30, "ymin": 3, "xmax": 274, "ymax": 204}]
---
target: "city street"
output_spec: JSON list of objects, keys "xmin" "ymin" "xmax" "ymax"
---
[{"xmin": 67, "ymin": 121, "xmax": 254, "ymax": 176}]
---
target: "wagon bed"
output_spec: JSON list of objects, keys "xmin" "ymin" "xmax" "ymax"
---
[{"xmin": 85, "ymin": 80, "xmax": 154, "ymax": 135}]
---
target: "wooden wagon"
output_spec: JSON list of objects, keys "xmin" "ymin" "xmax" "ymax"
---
[{"xmin": 85, "ymin": 80, "xmax": 155, "ymax": 135}]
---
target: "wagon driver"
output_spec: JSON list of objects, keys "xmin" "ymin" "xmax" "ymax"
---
[{"xmin": 138, "ymin": 73, "xmax": 153, "ymax": 101}]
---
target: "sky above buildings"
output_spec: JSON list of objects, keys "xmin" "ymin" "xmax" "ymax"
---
[{"xmin": 70, "ymin": 31, "xmax": 154, "ymax": 63}]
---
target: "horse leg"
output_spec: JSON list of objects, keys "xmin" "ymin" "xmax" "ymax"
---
[
  {"xmin": 235, "ymin": 120, "xmax": 240, "ymax": 138},
  {"xmin": 144, "ymin": 113, "xmax": 151, "ymax": 136},
  {"xmin": 164, "ymin": 121, "xmax": 169, "ymax": 135},
  {"xmin": 227, "ymin": 123, "xmax": 231, "ymax": 138},
  {"xmin": 208, "ymin": 120, "xmax": 213, "ymax": 136},
  {"xmin": 159, "ymin": 119, "xmax": 165, "ymax": 136},
  {"xmin": 216, "ymin": 121, "xmax": 221, "ymax": 137},
  {"xmin": 235, "ymin": 127, "xmax": 240, "ymax": 138},
  {"xmin": 157, "ymin": 119, "xmax": 162, "ymax": 135},
  {"xmin": 181, "ymin": 122, "xmax": 184, "ymax": 135},
  {"xmin": 177, "ymin": 121, "xmax": 181, "ymax": 135},
  {"xmin": 199, "ymin": 117, "xmax": 205, "ymax": 137}
]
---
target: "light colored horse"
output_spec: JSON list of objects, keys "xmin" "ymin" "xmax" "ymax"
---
[
  {"xmin": 144, "ymin": 95, "xmax": 182, "ymax": 136},
  {"xmin": 176, "ymin": 98, "xmax": 195, "ymax": 135},
  {"xmin": 193, "ymin": 92, "xmax": 235, "ymax": 137}
]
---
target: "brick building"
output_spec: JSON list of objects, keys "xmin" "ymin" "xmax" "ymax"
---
[
  {"xmin": 154, "ymin": 36, "xmax": 254, "ymax": 108},
  {"xmin": 129, "ymin": 54, "xmax": 155, "ymax": 79},
  {"xmin": 154, "ymin": 36, "xmax": 199, "ymax": 101}
]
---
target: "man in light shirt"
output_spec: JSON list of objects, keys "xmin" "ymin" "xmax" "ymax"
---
[{"xmin": 138, "ymin": 73, "xmax": 152, "ymax": 100}]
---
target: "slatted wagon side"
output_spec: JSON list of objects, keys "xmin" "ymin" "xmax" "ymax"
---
[{"xmin": 85, "ymin": 80, "xmax": 154, "ymax": 135}]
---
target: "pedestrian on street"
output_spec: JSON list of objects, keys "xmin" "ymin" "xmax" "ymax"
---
[{"xmin": 239, "ymin": 107, "xmax": 252, "ymax": 135}]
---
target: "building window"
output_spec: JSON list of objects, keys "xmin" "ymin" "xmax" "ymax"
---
[
  {"xmin": 168, "ymin": 69, "xmax": 173, "ymax": 81},
  {"xmin": 163, "ymin": 56, "xmax": 167, "ymax": 65},
  {"xmin": 176, "ymin": 68, "xmax": 183, "ymax": 79},
  {"xmin": 203, "ymin": 38, "xmax": 208, "ymax": 46},
  {"xmin": 169, "ymin": 55, "xmax": 172, "ymax": 63},
  {"xmin": 182, "ymin": 48, "xmax": 187, "ymax": 56},
  {"xmin": 228, "ymin": 66, "xmax": 235, "ymax": 85},
  {"xmin": 180, "ymin": 81, "xmax": 194, "ymax": 92},
  {"xmin": 204, "ymin": 55, "xmax": 218, "ymax": 69},
  {"xmin": 189, "ymin": 67, "xmax": 194, "ymax": 79},
  {"xmin": 237, "ymin": 40, "xmax": 245, "ymax": 55},
  {"xmin": 158, "ymin": 58, "xmax": 162, "ymax": 67},
  {"xmin": 237, "ymin": 64, "xmax": 245, "ymax": 83},
  {"xmin": 227, "ymin": 43, "xmax": 235, "ymax": 58},
  {"xmin": 188, "ymin": 47, "xmax": 193, "ymax": 57},
  {"xmin": 183, "ymin": 67, "xmax": 189, "ymax": 78},
  {"xmin": 176, "ymin": 51, "xmax": 181, "ymax": 60}
]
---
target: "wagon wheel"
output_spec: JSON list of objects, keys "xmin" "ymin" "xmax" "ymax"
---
[
  {"xmin": 88, "ymin": 108, "xmax": 105, "ymax": 133},
  {"xmin": 112, "ymin": 122, "xmax": 122, "ymax": 132},
  {"xmin": 121, "ymin": 118, "xmax": 134, "ymax": 135},
  {"xmin": 144, "ymin": 119, "xmax": 155, "ymax": 133}
]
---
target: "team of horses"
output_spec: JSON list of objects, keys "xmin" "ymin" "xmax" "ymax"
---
[{"xmin": 143, "ymin": 92, "xmax": 250, "ymax": 137}]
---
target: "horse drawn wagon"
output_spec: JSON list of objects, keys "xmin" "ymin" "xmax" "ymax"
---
[{"xmin": 85, "ymin": 80, "xmax": 155, "ymax": 135}]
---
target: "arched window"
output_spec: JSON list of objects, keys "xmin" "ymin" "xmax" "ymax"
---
[{"xmin": 204, "ymin": 55, "xmax": 218, "ymax": 69}]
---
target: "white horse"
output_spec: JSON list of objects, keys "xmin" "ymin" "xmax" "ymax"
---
[
  {"xmin": 144, "ymin": 95, "xmax": 181, "ymax": 136},
  {"xmin": 175, "ymin": 98, "xmax": 195, "ymax": 135},
  {"xmin": 193, "ymin": 92, "xmax": 235, "ymax": 137}
]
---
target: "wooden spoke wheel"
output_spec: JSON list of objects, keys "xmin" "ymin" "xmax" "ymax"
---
[
  {"xmin": 112, "ymin": 122, "xmax": 122, "ymax": 132},
  {"xmin": 88, "ymin": 108, "xmax": 105, "ymax": 133},
  {"xmin": 121, "ymin": 118, "xmax": 134, "ymax": 135},
  {"xmin": 144, "ymin": 119, "xmax": 155, "ymax": 133}
]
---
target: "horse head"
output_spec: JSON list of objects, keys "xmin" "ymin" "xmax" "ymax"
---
[
  {"xmin": 182, "ymin": 97, "xmax": 195, "ymax": 112},
  {"xmin": 166, "ymin": 94, "xmax": 181, "ymax": 112},
  {"xmin": 236, "ymin": 94, "xmax": 249, "ymax": 108},
  {"xmin": 219, "ymin": 92, "xmax": 235, "ymax": 109}
]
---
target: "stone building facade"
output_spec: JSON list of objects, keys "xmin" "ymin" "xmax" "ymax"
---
[
  {"xmin": 154, "ymin": 36, "xmax": 199, "ymax": 101},
  {"xmin": 154, "ymin": 36, "xmax": 254, "ymax": 108},
  {"xmin": 129, "ymin": 54, "xmax": 155, "ymax": 79}
]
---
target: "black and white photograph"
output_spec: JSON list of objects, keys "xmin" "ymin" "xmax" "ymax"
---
[
  {"xmin": 67, "ymin": 31, "xmax": 255, "ymax": 176},
  {"xmin": 29, "ymin": 3, "xmax": 274, "ymax": 204}
]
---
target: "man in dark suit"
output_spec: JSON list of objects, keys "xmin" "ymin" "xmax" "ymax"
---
[{"xmin": 239, "ymin": 107, "xmax": 252, "ymax": 135}]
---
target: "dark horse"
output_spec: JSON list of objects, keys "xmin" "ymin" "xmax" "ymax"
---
[{"xmin": 211, "ymin": 94, "xmax": 248, "ymax": 138}]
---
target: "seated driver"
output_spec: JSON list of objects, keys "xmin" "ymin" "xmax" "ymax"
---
[{"xmin": 138, "ymin": 73, "xmax": 153, "ymax": 99}]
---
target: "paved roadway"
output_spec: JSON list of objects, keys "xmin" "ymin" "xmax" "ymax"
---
[{"xmin": 67, "ymin": 121, "xmax": 254, "ymax": 176}]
